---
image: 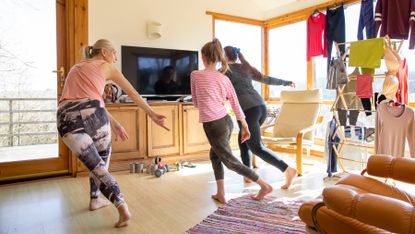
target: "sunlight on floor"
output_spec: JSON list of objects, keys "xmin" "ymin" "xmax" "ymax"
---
[{"xmin": 176, "ymin": 163, "xmax": 212, "ymax": 176}]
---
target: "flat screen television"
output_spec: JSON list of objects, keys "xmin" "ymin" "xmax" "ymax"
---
[{"xmin": 121, "ymin": 46, "xmax": 198, "ymax": 99}]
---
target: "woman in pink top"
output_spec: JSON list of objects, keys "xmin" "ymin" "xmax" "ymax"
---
[
  {"xmin": 191, "ymin": 39, "xmax": 273, "ymax": 204},
  {"xmin": 57, "ymin": 39, "xmax": 168, "ymax": 228}
]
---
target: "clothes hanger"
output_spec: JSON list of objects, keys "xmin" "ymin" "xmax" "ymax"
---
[
  {"xmin": 387, "ymin": 99, "xmax": 405, "ymax": 107},
  {"xmin": 329, "ymin": 3, "xmax": 341, "ymax": 10},
  {"xmin": 312, "ymin": 9, "xmax": 320, "ymax": 16}
]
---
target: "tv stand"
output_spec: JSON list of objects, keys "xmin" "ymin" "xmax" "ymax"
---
[{"xmin": 144, "ymin": 95, "xmax": 191, "ymax": 102}]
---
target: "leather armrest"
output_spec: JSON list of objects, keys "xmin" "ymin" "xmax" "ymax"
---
[
  {"xmin": 367, "ymin": 155, "xmax": 415, "ymax": 184},
  {"xmin": 323, "ymin": 186, "xmax": 415, "ymax": 234}
]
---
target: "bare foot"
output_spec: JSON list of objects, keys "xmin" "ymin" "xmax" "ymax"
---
[
  {"xmin": 244, "ymin": 177, "xmax": 252, "ymax": 183},
  {"xmin": 252, "ymin": 184, "xmax": 273, "ymax": 201},
  {"xmin": 211, "ymin": 194, "xmax": 227, "ymax": 204},
  {"xmin": 115, "ymin": 204, "xmax": 131, "ymax": 228},
  {"xmin": 281, "ymin": 167, "xmax": 298, "ymax": 190},
  {"xmin": 89, "ymin": 198, "xmax": 111, "ymax": 211}
]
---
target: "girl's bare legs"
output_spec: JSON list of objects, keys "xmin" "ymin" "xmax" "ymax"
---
[
  {"xmin": 115, "ymin": 203, "xmax": 131, "ymax": 228},
  {"xmin": 244, "ymin": 177, "xmax": 252, "ymax": 183},
  {"xmin": 281, "ymin": 167, "xmax": 298, "ymax": 189},
  {"xmin": 252, "ymin": 178, "xmax": 273, "ymax": 200},
  {"xmin": 211, "ymin": 179, "xmax": 227, "ymax": 204}
]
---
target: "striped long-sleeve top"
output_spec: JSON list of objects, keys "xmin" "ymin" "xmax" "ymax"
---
[{"xmin": 191, "ymin": 69, "xmax": 245, "ymax": 123}]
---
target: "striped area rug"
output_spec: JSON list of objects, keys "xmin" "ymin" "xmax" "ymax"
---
[{"xmin": 186, "ymin": 195, "xmax": 306, "ymax": 234}]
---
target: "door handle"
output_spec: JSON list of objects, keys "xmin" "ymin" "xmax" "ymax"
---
[
  {"xmin": 183, "ymin": 107, "xmax": 195, "ymax": 112},
  {"xmin": 53, "ymin": 66, "xmax": 65, "ymax": 87}
]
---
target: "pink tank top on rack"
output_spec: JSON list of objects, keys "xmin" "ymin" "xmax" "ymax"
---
[{"xmin": 59, "ymin": 59, "xmax": 107, "ymax": 104}]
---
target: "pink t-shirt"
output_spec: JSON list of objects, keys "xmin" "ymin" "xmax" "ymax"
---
[
  {"xmin": 191, "ymin": 69, "xmax": 245, "ymax": 123},
  {"xmin": 59, "ymin": 59, "xmax": 107, "ymax": 104}
]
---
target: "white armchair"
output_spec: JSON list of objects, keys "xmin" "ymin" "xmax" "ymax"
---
[{"xmin": 259, "ymin": 89, "xmax": 322, "ymax": 176}]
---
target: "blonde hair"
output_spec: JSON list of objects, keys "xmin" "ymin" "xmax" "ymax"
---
[
  {"xmin": 201, "ymin": 38, "xmax": 228, "ymax": 74},
  {"xmin": 83, "ymin": 39, "xmax": 115, "ymax": 59}
]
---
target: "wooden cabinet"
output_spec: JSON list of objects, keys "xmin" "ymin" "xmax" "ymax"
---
[
  {"xmin": 75, "ymin": 102, "xmax": 209, "ymax": 175},
  {"xmin": 146, "ymin": 103, "xmax": 211, "ymax": 157},
  {"xmin": 108, "ymin": 105, "xmax": 144, "ymax": 159},
  {"xmin": 77, "ymin": 104, "xmax": 145, "ymax": 173},
  {"xmin": 147, "ymin": 105, "xmax": 180, "ymax": 157},
  {"xmin": 182, "ymin": 106, "xmax": 210, "ymax": 154}
]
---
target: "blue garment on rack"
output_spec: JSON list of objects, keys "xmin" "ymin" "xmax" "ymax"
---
[
  {"xmin": 327, "ymin": 117, "xmax": 339, "ymax": 177},
  {"xmin": 357, "ymin": 0, "xmax": 374, "ymax": 40}
]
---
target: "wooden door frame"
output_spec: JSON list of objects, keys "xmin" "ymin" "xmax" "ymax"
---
[{"xmin": 61, "ymin": 0, "xmax": 88, "ymax": 176}]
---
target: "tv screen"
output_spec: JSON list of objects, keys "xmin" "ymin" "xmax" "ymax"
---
[{"xmin": 122, "ymin": 46, "xmax": 198, "ymax": 97}]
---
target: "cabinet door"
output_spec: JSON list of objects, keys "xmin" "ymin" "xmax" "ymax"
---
[
  {"xmin": 147, "ymin": 105, "xmax": 180, "ymax": 156},
  {"xmin": 108, "ymin": 106, "xmax": 142, "ymax": 159},
  {"xmin": 183, "ymin": 106, "xmax": 210, "ymax": 154},
  {"xmin": 77, "ymin": 105, "xmax": 142, "ymax": 172}
]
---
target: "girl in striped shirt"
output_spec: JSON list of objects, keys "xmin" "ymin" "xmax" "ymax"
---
[{"xmin": 191, "ymin": 39, "xmax": 273, "ymax": 204}]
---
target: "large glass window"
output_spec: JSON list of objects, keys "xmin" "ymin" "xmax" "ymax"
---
[
  {"xmin": 214, "ymin": 20, "xmax": 263, "ymax": 94},
  {"xmin": 268, "ymin": 21, "xmax": 307, "ymax": 98},
  {"xmin": 0, "ymin": 0, "xmax": 58, "ymax": 161}
]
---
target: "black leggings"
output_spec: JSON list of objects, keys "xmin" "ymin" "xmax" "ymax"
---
[{"xmin": 237, "ymin": 105, "xmax": 289, "ymax": 172}]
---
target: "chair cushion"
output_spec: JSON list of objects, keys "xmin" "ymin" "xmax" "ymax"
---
[
  {"xmin": 273, "ymin": 89, "xmax": 321, "ymax": 140},
  {"xmin": 262, "ymin": 136, "xmax": 313, "ymax": 145},
  {"xmin": 280, "ymin": 89, "xmax": 321, "ymax": 103}
]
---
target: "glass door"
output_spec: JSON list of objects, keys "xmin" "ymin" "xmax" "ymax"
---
[{"xmin": 0, "ymin": 0, "xmax": 69, "ymax": 182}]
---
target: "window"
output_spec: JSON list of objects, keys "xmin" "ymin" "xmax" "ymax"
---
[
  {"xmin": 314, "ymin": 3, "xmax": 361, "ymax": 100},
  {"xmin": 268, "ymin": 21, "xmax": 307, "ymax": 98},
  {"xmin": 214, "ymin": 20, "xmax": 263, "ymax": 94}
]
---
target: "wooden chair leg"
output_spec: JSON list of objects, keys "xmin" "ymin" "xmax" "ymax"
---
[
  {"xmin": 252, "ymin": 154, "xmax": 257, "ymax": 168},
  {"xmin": 296, "ymin": 141, "xmax": 303, "ymax": 176}
]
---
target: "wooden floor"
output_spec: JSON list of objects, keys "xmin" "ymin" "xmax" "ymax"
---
[{"xmin": 0, "ymin": 153, "xmax": 355, "ymax": 234}]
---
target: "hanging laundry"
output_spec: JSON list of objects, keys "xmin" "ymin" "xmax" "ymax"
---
[
  {"xmin": 357, "ymin": 0, "xmax": 374, "ymax": 40},
  {"xmin": 335, "ymin": 67, "xmax": 362, "ymax": 126},
  {"xmin": 325, "ymin": 117, "xmax": 339, "ymax": 177},
  {"xmin": 335, "ymin": 80, "xmax": 363, "ymax": 111},
  {"xmin": 396, "ymin": 59, "xmax": 409, "ymax": 104},
  {"xmin": 375, "ymin": 101, "xmax": 415, "ymax": 157},
  {"xmin": 326, "ymin": 57, "xmax": 347, "ymax": 89},
  {"xmin": 326, "ymin": 4, "xmax": 345, "ymax": 70},
  {"xmin": 374, "ymin": 0, "xmax": 415, "ymax": 49},
  {"xmin": 356, "ymin": 74, "xmax": 373, "ymax": 98},
  {"xmin": 349, "ymin": 38, "xmax": 384, "ymax": 68},
  {"xmin": 357, "ymin": 74, "xmax": 373, "ymax": 116},
  {"xmin": 307, "ymin": 12, "xmax": 327, "ymax": 61}
]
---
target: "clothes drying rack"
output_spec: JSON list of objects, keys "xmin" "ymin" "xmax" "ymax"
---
[{"xmin": 328, "ymin": 37, "xmax": 403, "ymax": 175}]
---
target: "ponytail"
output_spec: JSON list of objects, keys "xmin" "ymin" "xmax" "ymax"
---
[
  {"xmin": 238, "ymin": 51, "xmax": 264, "ymax": 80},
  {"xmin": 83, "ymin": 46, "xmax": 94, "ymax": 59},
  {"xmin": 201, "ymin": 38, "xmax": 228, "ymax": 74},
  {"xmin": 224, "ymin": 45, "xmax": 264, "ymax": 80},
  {"xmin": 82, "ymin": 39, "xmax": 115, "ymax": 60}
]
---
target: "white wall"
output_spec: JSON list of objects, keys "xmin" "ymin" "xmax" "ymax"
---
[
  {"xmin": 263, "ymin": 0, "xmax": 331, "ymax": 19},
  {"xmin": 89, "ymin": 0, "xmax": 264, "ymax": 70}
]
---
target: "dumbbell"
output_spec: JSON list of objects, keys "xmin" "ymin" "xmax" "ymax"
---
[
  {"xmin": 155, "ymin": 168, "xmax": 166, "ymax": 177},
  {"xmin": 147, "ymin": 164, "xmax": 157, "ymax": 174}
]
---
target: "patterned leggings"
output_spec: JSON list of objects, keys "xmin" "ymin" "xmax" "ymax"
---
[{"xmin": 57, "ymin": 99, "xmax": 124, "ymax": 208}]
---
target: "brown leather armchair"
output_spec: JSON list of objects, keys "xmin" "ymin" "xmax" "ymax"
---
[{"xmin": 299, "ymin": 155, "xmax": 415, "ymax": 234}]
